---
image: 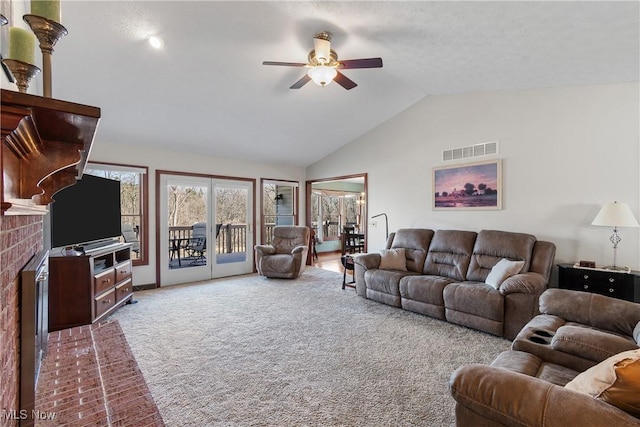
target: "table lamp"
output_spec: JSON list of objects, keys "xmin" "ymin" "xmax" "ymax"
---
[{"xmin": 591, "ymin": 201, "xmax": 639, "ymax": 271}]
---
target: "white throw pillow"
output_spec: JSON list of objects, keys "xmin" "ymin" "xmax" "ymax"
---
[
  {"xmin": 485, "ymin": 258, "xmax": 525, "ymax": 289},
  {"xmin": 634, "ymin": 321, "xmax": 640, "ymax": 345},
  {"xmin": 379, "ymin": 248, "xmax": 407, "ymax": 271}
]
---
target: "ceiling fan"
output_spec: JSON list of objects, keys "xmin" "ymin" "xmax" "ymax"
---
[{"xmin": 263, "ymin": 31, "xmax": 383, "ymax": 90}]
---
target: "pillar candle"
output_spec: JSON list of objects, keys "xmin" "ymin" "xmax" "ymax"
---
[
  {"xmin": 8, "ymin": 27, "xmax": 36, "ymax": 64},
  {"xmin": 31, "ymin": 0, "xmax": 61, "ymax": 23}
]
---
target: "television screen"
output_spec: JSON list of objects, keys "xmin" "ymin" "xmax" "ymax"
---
[{"xmin": 50, "ymin": 174, "xmax": 121, "ymax": 249}]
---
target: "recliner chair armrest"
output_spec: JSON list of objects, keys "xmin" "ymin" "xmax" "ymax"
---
[
  {"xmin": 255, "ymin": 245, "xmax": 276, "ymax": 255},
  {"xmin": 449, "ymin": 364, "xmax": 639, "ymax": 426},
  {"xmin": 291, "ymin": 245, "xmax": 307, "ymax": 255},
  {"xmin": 499, "ymin": 272, "xmax": 547, "ymax": 295}
]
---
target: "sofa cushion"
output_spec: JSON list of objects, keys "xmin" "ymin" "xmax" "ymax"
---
[
  {"xmin": 552, "ymin": 325, "xmax": 639, "ymax": 363},
  {"xmin": 443, "ymin": 282, "xmax": 504, "ymax": 321},
  {"xmin": 422, "ymin": 229, "xmax": 476, "ymax": 281},
  {"xmin": 565, "ymin": 349, "xmax": 640, "ymax": 417},
  {"xmin": 491, "ymin": 350, "xmax": 579, "ymax": 386},
  {"xmin": 485, "ymin": 258, "xmax": 525, "ymax": 289},
  {"xmin": 365, "ymin": 269, "xmax": 416, "ymax": 296},
  {"xmin": 466, "ymin": 230, "xmax": 536, "ymax": 283},
  {"xmin": 379, "ymin": 248, "xmax": 407, "ymax": 271},
  {"xmin": 260, "ymin": 254, "xmax": 295, "ymax": 274},
  {"xmin": 389, "ymin": 228, "xmax": 434, "ymax": 273},
  {"xmin": 399, "ymin": 275, "xmax": 454, "ymax": 307}
]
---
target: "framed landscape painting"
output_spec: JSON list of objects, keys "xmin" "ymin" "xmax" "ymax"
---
[{"xmin": 433, "ymin": 159, "xmax": 502, "ymax": 210}]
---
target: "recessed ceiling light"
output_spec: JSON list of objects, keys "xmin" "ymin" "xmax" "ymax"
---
[{"xmin": 147, "ymin": 36, "xmax": 164, "ymax": 49}]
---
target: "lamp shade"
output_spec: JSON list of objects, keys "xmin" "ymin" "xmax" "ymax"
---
[
  {"xmin": 591, "ymin": 201, "xmax": 640, "ymax": 227},
  {"xmin": 308, "ymin": 66, "xmax": 337, "ymax": 87}
]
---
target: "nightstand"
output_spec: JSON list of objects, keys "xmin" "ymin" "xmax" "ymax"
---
[{"xmin": 557, "ymin": 263, "xmax": 640, "ymax": 303}]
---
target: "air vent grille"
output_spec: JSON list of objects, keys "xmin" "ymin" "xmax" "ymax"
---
[{"xmin": 442, "ymin": 141, "xmax": 499, "ymax": 162}]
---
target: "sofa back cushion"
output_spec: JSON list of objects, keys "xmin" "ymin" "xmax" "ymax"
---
[
  {"xmin": 273, "ymin": 226, "xmax": 310, "ymax": 254},
  {"xmin": 540, "ymin": 288, "xmax": 640, "ymax": 337},
  {"xmin": 422, "ymin": 230, "xmax": 477, "ymax": 280},
  {"xmin": 466, "ymin": 230, "xmax": 536, "ymax": 282},
  {"xmin": 390, "ymin": 228, "xmax": 434, "ymax": 273},
  {"xmin": 529, "ymin": 240, "xmax": 556, "ymax": 280}
]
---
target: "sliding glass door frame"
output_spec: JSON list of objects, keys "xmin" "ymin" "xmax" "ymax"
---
[{"xmin": 155, "ymin": 170, "xmax": 256, "ymax": 286}]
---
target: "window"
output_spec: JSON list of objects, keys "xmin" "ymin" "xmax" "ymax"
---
[
  {"xmin": 261, "ymin": 179, "xmax": 299, "ymax": 244},
  {"xmin": 311, "ymin": 190, "xmax": 364, "ymax": 241},
  {"xmin": 85, "ymin": 162, "xmax": 148, "ymax": 266}
]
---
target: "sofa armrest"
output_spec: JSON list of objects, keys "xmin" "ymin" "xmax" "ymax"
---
[
  {"xmin": 552, "ymin": 325, "xmax": 639, "ymax": 363},
  {"xmin": 353, "ymin": 253, "xmax": 381, "ymax": 270},
  {"xmin": 254, "ymin": 245, "xmax": 276, "ymax": 255},
  {"xmin": 449, "ymin": 364, "xmax": 640, "ymax": 426},
  {"xmin": 499, "ymin": 271, "xmax": 547, "ymax": 296},
  {"xmin": 353, "ymin": 253, "xmax": 381, "ymax": 297}
]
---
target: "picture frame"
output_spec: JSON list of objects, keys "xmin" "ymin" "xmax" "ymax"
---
[{"xmin": 433, "ymin": 159, "xmax": 502, "ymax": 210}]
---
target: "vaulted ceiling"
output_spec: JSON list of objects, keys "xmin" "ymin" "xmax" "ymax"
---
[{"xmin": 45, "ymin": 1, "xmax": 639, "ymax": 168}]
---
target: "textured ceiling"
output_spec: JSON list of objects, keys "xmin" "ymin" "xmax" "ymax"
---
[{"xmin": 47, "ymin": 1, "xmax": 639, "ymax": 168}]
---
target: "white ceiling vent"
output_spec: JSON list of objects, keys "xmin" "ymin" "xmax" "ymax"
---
[{"xmin": 442, "ymin": 141, "xmax": 499, "ymax": 162}]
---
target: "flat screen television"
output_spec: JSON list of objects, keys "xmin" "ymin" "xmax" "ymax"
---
[{"xmin": 50, "ymin": 174, "xmax": 121, "ymax": 249}]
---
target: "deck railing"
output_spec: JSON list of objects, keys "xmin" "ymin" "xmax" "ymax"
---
[
  {"xmin": 168, "ymin": 223, "xmax": 293, "ymax": 261},
  {"xmin": 169, "ymin": 224, "xmax": 250, "ymax": 259}
]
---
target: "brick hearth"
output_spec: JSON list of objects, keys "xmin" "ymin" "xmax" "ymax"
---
[{"xmin": 35, "ymin": 320, "xmax": 164, "ymax": 426}]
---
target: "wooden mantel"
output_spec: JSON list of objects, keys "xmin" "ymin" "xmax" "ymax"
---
[{"xmin": 1, "ymin": 89, "xmax": 101, "ymax": 215}]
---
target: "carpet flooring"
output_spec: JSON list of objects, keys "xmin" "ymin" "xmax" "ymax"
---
[{"xmin": 112, "ymin": 267, "xmax": 511, "ymax": 426}]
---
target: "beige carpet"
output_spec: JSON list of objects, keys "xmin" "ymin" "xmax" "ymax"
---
[{"xmin": 112, "ymin": 267, "xmax": 511, "ymax": 426}]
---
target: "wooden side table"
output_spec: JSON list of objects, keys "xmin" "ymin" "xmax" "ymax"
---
[{"xmin": 341, "ymin": 255, "xmax": 355, "ymax": 289}]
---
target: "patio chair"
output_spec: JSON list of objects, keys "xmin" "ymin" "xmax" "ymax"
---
[
  {"xmin": 121, "ymin": 223, "xmax": 140, "ymax": 255},
  {"xmin": 184, "ymin": 222, "xmax": 207, "ymax": 265},
  {"xmin": 255, "ymin": 226, "xmax": 310, "ymax": 279}
]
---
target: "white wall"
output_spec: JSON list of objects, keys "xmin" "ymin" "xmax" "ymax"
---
[
  {"xmin": 307, "ymin": 83, "xmax": 640, "ymax": 273},
  {"xmin": 89, "ymin": 142, "xmax": 306, "ymax": 286}
]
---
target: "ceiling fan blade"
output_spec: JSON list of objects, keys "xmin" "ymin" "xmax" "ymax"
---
[
  {"xmin": 334, "ymin": 71, "xmax": 357, "ymax": 90},
  {"xmin": 262, "ymin": 61, "xmax": 307, "ymax": 67},
  {"xmin": 290, "ymin": 74, "xmax": 311, "ymax": 89},
  {"xmin": 339, "ymin": 58, "xmax": 383, "ymax": 69}
]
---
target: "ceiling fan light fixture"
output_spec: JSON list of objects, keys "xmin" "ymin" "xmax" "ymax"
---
[
  {"xmin": 147, "ymin": 36, "xmax": 164, "ymax": 49},
  {"xmin": 308, "ymin": 65, "xmax": 337, "ymax": 87},
  {"xmin": 313, "ymin": 32, "xmax": 332, "ymax": 64}
]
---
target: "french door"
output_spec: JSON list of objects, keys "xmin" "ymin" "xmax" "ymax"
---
[{"xmin": 159, "ymin": 173, "xmax": 254, "ymax": 286}]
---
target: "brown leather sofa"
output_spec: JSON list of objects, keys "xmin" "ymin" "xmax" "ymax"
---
[
  {"xmin": 450, "ymin": 289, "xmax": 640, "ymax": 426},
  {"xmin": 353, "ymin": 228, "xmax": 556, "ymax": 339}
]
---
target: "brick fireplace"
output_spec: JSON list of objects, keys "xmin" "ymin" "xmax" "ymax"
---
[{"xmin": 0, "ymin": 216, "xmax": 43, "ymax": 427}]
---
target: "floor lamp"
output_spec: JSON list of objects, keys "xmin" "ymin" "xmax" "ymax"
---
[
  {"xmin": 371, "ymin": 213, "xmax": 388, "ymax": 240},
  {"xmin": 591, "ymin": 201, "xmax": 640, "ymax": 271}
]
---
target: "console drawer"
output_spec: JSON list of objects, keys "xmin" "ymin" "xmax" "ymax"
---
[
  {"xmin": 116, "ymin": 278, "xmax": 132, "ymax": 303},
  {"xmin": 558, "ymin": 264, "xmax": 637, "ymax": 302},
  {"xmin": 95, "ymin": 289, "xmax": 116, "ymax": 319},
  {"xmin": 576, "ymin": 272, "xmax": 626, "ymax": 298},
  {"xmin": 115, "ymin": 260, "xmax": 132, "ymax": 283},
  {"xmin": 94, "ymin": 268, "xmax": 116, "ymax": 295}
]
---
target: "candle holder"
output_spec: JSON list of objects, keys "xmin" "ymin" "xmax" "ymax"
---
[
  {"xmin": 2, "ymin": 59, "xmax": 41, "ymax": 93},
  {"xmin": 23, "ymin": 14, "xmax": 68, "ymax": 98},
  {"xmin": 0, "ymin": 14, "xmax": 7, "ymax": 26}
]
